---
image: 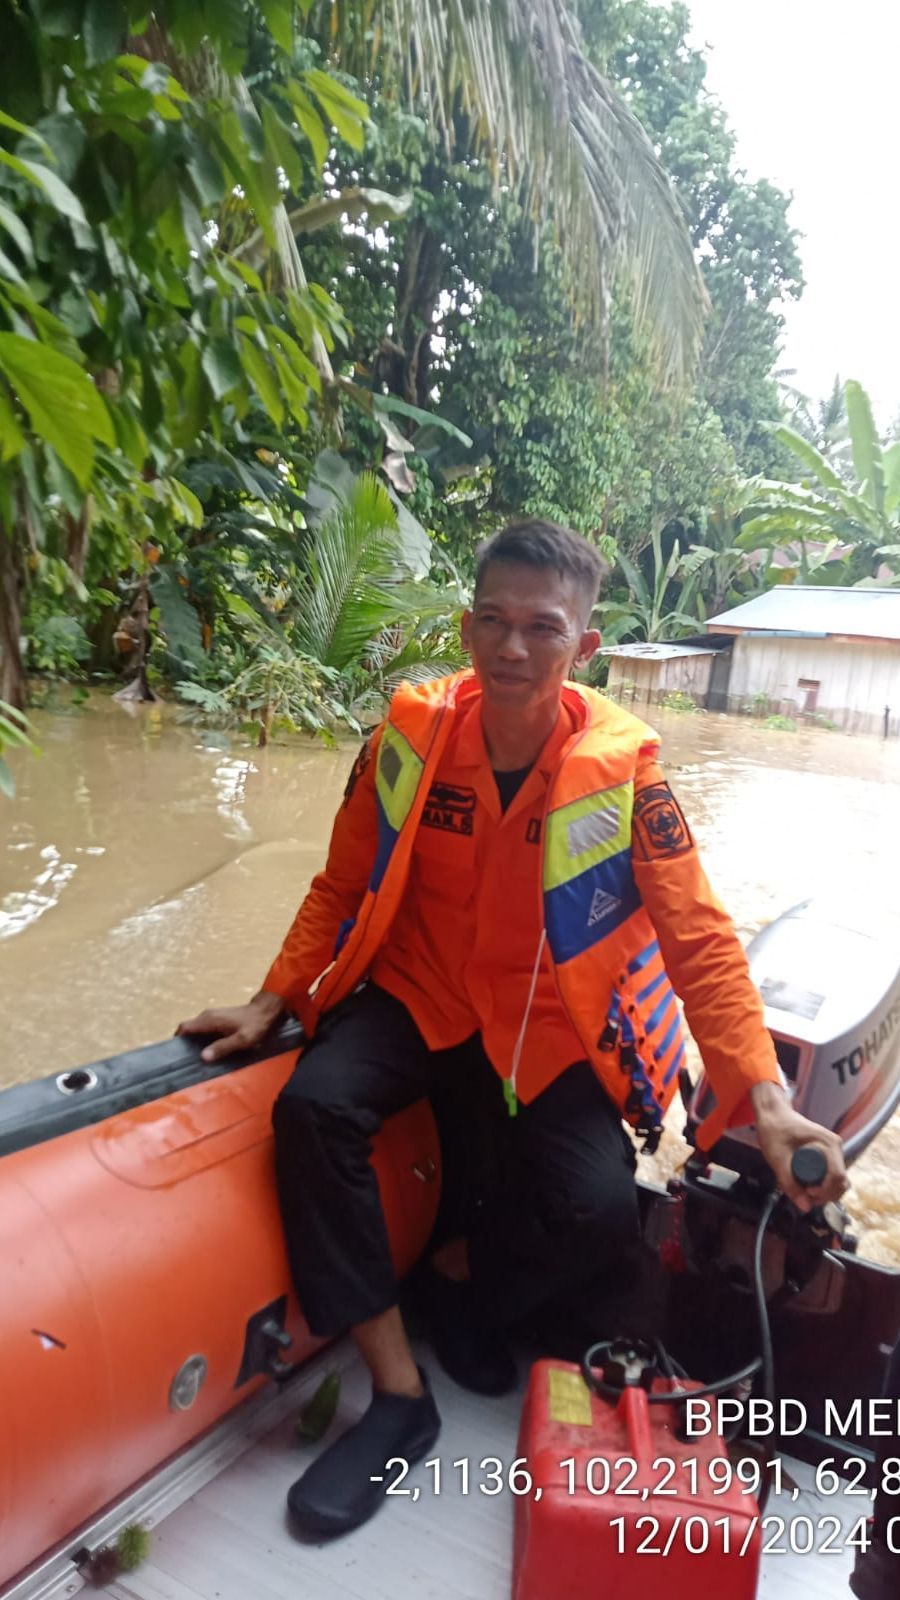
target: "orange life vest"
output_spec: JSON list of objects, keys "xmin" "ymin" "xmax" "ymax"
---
[{"xmin": 311, "ymin": 673, "xmax": 686, "ymax": 1150}]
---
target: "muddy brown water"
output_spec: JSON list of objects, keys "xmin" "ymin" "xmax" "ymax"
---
[{"xmin": 2, "ymin": 695, "xmax": 899, "ymax": 1260}]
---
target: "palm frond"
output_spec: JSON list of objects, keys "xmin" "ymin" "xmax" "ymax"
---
[
  {"xmin": 318, "ymin": 0, "xmax": 706, "ymax": 385},
  {"xmin": 293, "ymin": 472, "xmax": 402, "ymax": 667},
  {"xmin": 380, "ymin": 637, "xmax": 466, "ymax": 689}
]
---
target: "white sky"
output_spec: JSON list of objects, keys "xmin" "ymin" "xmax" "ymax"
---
[{"xmin": 683, "ymin": 0, "xmax": 900, "ymax": 431}]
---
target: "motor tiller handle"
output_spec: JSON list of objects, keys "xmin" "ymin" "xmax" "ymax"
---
[{"xmin": 791, "ymin": 1146, "xmax": 827, "ymax": 1188}]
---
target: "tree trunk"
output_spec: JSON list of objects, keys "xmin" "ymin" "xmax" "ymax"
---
[
  {"xmin": 0, "ymin": 524, "xmax": 26, "ymax": 711},
  {"xmin": 65, "ymin": 500, "xmax": 91, "ymax": 582},
  {"xmin": 386, "ymin": 211, "xmax": 446, "ymax": 410}
]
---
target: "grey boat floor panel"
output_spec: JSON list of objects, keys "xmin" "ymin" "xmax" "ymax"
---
[{"xmin": 97, "ymin": 1340, "xmax": 861, "ymax": 1600}]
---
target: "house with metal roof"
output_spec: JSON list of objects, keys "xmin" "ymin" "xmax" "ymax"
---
[
  {"xmin": 600, "ymin": 639, "xmax": 731, "ymax": 710},
  {"xmin": 706, "ymin": 586, "xmax": 900, "ymax": 734}
]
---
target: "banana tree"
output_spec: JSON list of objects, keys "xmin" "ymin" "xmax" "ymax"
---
[
  {"xmin": 739, "ymin": 381, "xmax": 900, "ymax": 584},
  {"xmin": 595, "ymin": 524, "xmax": 705, "ymax": 643}
]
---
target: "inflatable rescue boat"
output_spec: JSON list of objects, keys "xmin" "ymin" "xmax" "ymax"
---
[
  {"xmin": 2, "ymin": 896, "xmax": 900, "ymax": 1597},
  {"xmin": 0, "ymin": 1029, "xmax": 441, "ymax": 1591}
]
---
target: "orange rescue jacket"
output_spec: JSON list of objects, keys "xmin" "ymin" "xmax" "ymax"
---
[{"xmin": 264, "ymin": 673, "xmax": 780, "ymax": 1150}]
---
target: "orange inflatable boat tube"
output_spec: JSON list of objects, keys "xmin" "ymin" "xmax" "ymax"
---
[{"xmin": 0, "ymin": 1026, "xmax": 441, "ymax": 1590}]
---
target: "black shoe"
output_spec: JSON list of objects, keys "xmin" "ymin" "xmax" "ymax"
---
[
  {"xmin": 287, "ymin": 1367, "xmax": 441, "ymax": 1539},
  {"xmin": 424, "ymin": 1270, "xmax": 518, "ymax": 1397},
  {"xmin": 850, "ymin": 1537, "xmax": 898, "ymax": 1599}
]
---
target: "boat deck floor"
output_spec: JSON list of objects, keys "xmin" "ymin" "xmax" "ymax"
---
[{"xmin": 86, "ymin": 1339, "xmax": 864, "ymax": 1600}]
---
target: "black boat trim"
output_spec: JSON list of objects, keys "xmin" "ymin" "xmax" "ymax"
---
[{"xmin": 0, "ymin": 1021, "xmax": 304, "ymax": 1160}]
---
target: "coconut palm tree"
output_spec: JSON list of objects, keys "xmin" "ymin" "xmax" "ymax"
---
[
  {"xmin": 311, "ymin": 0, "xmax": 707, "ymax": 388},
  {"xmin": 778, "ymin": 373, "xmax": 850, "ymax": 475}
]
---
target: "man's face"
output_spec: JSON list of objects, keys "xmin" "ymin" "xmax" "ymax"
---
[{"xmin": 461, "ymin": 560, "xmax": 601, "ymax": 716}]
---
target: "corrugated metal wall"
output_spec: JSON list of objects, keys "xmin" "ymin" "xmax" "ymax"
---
[{"xmin": 727, "ymin": 636, "xmax": 900, "ymax": 732}]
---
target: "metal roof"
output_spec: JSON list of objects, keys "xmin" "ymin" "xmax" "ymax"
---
[
  {"xmin": 600, "ymin": 642, "xmax": 716, "ymax": 661},
  {"xmin": 707, "ymin": 586, "xmax": 900, "ymax": 642}
]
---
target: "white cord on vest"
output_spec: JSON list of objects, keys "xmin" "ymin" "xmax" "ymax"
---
[{"xmin": 509, "ymin": 927, "xmax": 547, "ymax": 1103}]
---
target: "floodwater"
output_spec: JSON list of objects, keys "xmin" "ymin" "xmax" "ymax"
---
[{"xmin": 2, "ymin": 695, "xmax": 900, "ymax": 1260}]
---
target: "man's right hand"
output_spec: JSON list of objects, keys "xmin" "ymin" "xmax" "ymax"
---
[{"xmin": 176, "ymin": 990, "xmax": 285, "ymax": 1063}]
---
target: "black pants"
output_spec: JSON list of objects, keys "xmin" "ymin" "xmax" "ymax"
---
[{"xmin": 272, "ymin": 984, "xmax": 640, "ymax": 1338}]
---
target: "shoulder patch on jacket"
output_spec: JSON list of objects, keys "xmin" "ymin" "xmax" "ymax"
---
[
  {"xmin": 632, "ymin": 782, "xmax": 693, "ymax": 861},
  {"xmin": 342, "ymin": 738, "xmax": 373, "ymax": 806}
]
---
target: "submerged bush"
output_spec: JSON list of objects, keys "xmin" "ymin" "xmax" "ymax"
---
[{"xmin": 659, "ymin": 690, "xmax": 700, "ymax": 714}]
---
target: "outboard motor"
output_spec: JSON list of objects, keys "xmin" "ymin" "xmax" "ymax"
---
[
  {"xmin": 686, "ymin": 896, "xmax": 900, "ymax": 1174},
  {"xmin": 643, "ymin": 898, "xmax": 900, "ymax": 1460}
]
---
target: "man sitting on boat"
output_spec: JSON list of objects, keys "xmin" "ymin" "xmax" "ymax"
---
[{"xmin": 178, "ymin": 518, "xmax": 847, "ymax": 1539}]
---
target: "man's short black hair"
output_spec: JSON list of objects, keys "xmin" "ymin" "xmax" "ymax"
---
[{"xmin": 474, "ymin": 518, "xmax": 607, "ymax": 626}]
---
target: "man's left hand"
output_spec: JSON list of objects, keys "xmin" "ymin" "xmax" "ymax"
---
[{"xmin": 750, "ymin": 1081, "xmax": 848, "ymax": 1211}]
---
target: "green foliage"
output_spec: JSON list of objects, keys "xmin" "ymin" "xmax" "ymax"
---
[
  {"xmin": 0, "ymin": 696, "xmax": 37, "ymax": 796},
  {"xmin": 224, "ymin": 645, "xmax": 358, "ymax": 745},
  {"xmin": 25, "ymin": 611, "xmax": 91, "ymax": 675},
  {"xmin": 595, "ymin": 525, "xmax": 704, "ymax": 643},
  {"xmin": 0, "ymin": 0, "xmax": 826, "ymax": 726},
  {"xmin": 171, "ymin": 458, "xmax": 463, "ymax": 738},
  {"xmin": 151, "ymin": 565, "xmax": 205, "ymax": 677},
  {"xmin": 174, "ymin": 681, "xmax": 230, "ymax": 716},
  {"xmin": 779, "ymin": 374, "xmax": 849, "ymax": 476},
  {"xmin": 659, "ymin": 690, "xmax": 699, "ymax": 714},
  {"xmin": 115, "ymin": 1523, "xmax": 151, "ymax": 1574},
  {"xmin": 0, "ymin": 0, "xmax": 715, "ymax": 722},
  {"xmin": 581, "ymin": 0, "xmax": 803, "ymax": 480},
  {"xmin": 294, "ymin": 472, "xmax": 453, "ymax": 670},
  {"xmin": 295, "ymin": 1371, "xmax": 341, "ymax": 1443},
  {"xmin": 176, "ymin": 643, "xmax": 360, "ymax": 746},
  {"xmin": 762, "ymin": 714, "xmax": 797, "ymax": 732},
  {"xmin": 0, "ymin": 0, "xmax": 350, "ymax": 707},
  {"xmin": 305, "ymin": 135, "xmax": 723, "ymax": 577},
  {"xmin": 313, "ymin": 0, "xmax": 706, "ymax": 384},
  {"xmin": 299, "ymin": 0, "xmax": 802, "ymax": 601},
  {"xmin": 740, "ymin": 381, "xmax": 900, "ymax": 585}
]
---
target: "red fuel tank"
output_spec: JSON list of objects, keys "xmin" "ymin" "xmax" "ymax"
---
[{"xmin": 514, "ymin": 1359, "xmax": 761, "ymax": 1600}]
